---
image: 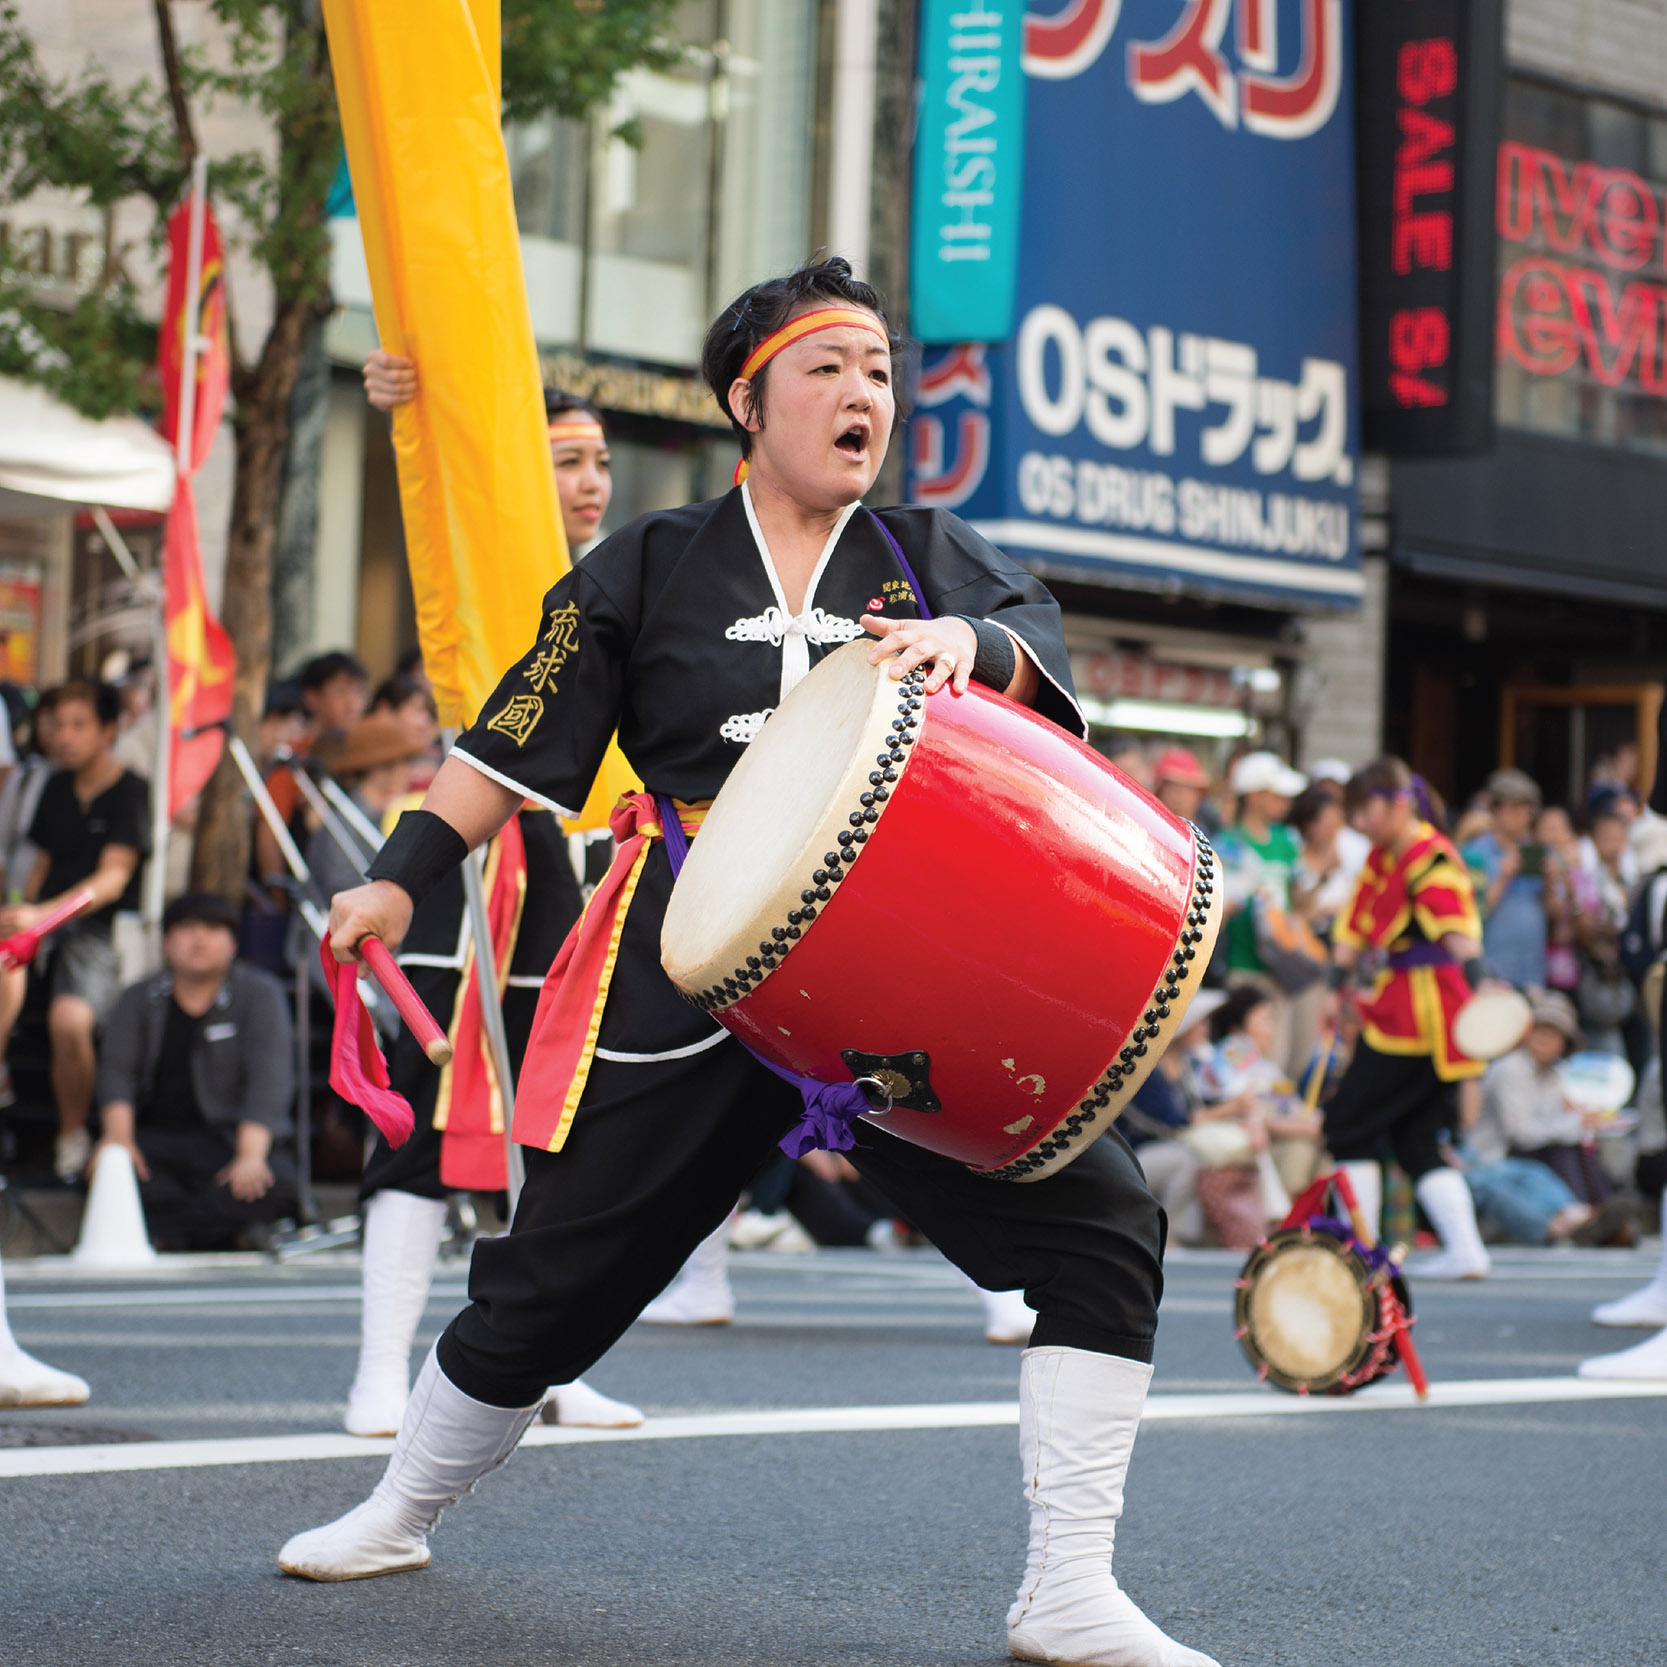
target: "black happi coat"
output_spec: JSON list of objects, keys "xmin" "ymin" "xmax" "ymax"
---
[
  {"xmin": 452, "ymin": 487, "xmax": 1083, "ymax": 815},
  {"xmin": 446, "ymin": 488, "xmax": 1083, "ymax": 1062}
]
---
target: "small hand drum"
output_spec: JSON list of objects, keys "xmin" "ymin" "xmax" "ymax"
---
[
  {"xmin": 1235, "ymin": 1223, "xmax": 1413, "ymax": 1395},
  {"xmin": 1452, "ymin": 985, "xmax": 1533, "ymax": 1062}
]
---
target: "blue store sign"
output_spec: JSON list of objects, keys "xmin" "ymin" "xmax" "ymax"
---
[
  {"xmin": 911, "ymin": 0, "xmax": 1028, "ymax": 343},
  {"xmin": 908, "ymin": 0, "xmax": 1363, "ymax": 611}
]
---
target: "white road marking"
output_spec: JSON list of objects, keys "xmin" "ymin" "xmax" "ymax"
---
[{"xmin": 1, "ymin": 1376, "xmax": 1661, "ymax": 1480}]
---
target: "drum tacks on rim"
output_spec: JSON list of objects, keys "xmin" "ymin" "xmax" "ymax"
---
[{"xmin": 661, "ymin": 641, "xmax": 1221, "ymax": 1180}]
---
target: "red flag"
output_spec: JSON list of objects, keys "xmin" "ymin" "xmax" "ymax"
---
[
  {"xmin": 159, "ymin": 199, "xmax": 229, "ymax": 476},
  {"xmin": 162, "ymin": 477, "xmax": 235, "ymax": 817},
  {"xmin": 158, "ymin": 194, "xmax": 235, "ymax": 817}
]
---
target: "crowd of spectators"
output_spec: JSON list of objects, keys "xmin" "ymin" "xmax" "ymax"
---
[
  {"xmin": 0, "ymin": 650, "xmax": 1661, "ymax": 1270},
  {"xmin": 0, "ymin": 648, "xmax": 439, "ymax": 1252},
  {"xmin": 1097, "ymin": 738, "xmax": 1666, "ymax": 1252}
]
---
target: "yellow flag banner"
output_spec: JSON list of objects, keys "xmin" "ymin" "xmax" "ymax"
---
[{"xmin": 322, "ymin": 0, "xmax": 636, "ymax": 829}]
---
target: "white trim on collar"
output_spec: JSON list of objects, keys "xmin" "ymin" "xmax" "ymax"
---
[{"xmin": 739, "ymin": 483, "xmax": 862, "ymax": 703}]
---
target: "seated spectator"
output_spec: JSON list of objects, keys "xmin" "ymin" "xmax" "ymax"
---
[
  {"xmin": 254, "ymin": 651, "xmax": 369, "ymax": 890},
  {"xmin": 369, "ymin": 676, "xmax": 441, "ymax": 791},
  {"xmin": 1462, "ymin": 768, "xmax": 1548, "ymax": 989},
  {"xmin": 257, "ymin": 679, "xmax": 308, "ymax": 772},
  {"xmin": 93, "ymin": 892, "xmax": 297, "ymax": 1251},
  {"xmin": 1118, "ymin": 989, "xmax": 1227, "ymax": 1247},
  {"xmin": 1200, "ymin": 984, "xmax": 1326, "ymax": 1198},
  {"xmin": 0, "ymin": 680, "xmax": 149, "ymax": 1180},
  {"xmin": 0, "ymin": 686, "xmax": 59, "ymax": 914},
  {"xmin": 1476, "ymin": 991, "xmax": 1616, "ymax": 1211},
  {"xmin": 306, "ymin": 714, "xmax": 430, "ymax": 896}
]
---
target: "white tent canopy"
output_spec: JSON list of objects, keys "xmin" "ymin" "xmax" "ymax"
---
[{"xmin": 0, "ymin": 374, "xmax": 176, "ymax": 517}]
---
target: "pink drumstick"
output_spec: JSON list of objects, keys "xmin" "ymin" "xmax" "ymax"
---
[
  {"xmin": 360, "ymin": 936, "xmax": 453, "ymax": 1067},
  {"xmin": 0, "ymin": 885, "xmax": 98, "ymax": 970}
]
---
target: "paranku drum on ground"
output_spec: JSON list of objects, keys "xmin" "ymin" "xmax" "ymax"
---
[{"xmin": 661, "ymin": 641, "xmax": 1221, "ymax": 1179}]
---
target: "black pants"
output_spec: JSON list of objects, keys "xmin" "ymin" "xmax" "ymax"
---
[
  {"xmin": 1322, "ymin": 1038, "xmax": 1457, "ymax": 1180},
  {"xmin": 136, "ymin": 1128, "xmax": 299, "ymax": 1251},
  {"xmin": 435, "ymin": 844, "xmax": 1167, "ymax": 1407}
]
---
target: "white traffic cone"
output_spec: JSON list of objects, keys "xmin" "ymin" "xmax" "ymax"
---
[
  {"xmin": 0, "ymin": 1249, "xmax": 89, "ymax": 1407},
  {"xmin": 70, "ymin": 1145, "xmax": 157, "ymax": 1270}
]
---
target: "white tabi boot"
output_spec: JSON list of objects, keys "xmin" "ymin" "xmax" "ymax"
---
[
  {"xmin": 1408, "ymin": 1167, "xmax": 1491, "ymax": 1280},
  {"xmin": 280, "ymin": 1347, "xmax": 541, "ymax": 1580},
  {"xmin": 639, "ymin": 1218, "xmax": 735, "ymax": 1325},
  {"xmin": 1591, "ymin": 1236, "xmax": 1667, "ymax": 1328},
  {"xmin": 345, "ymin": 1190, "xmax": 450, "ymax": 1437},
  {"xmin": 1006, "ymin": 1348, "xmax": 1220, "ymax": 1667},
  {"xmin": 1578, "ymin": 1324, "xmax": 1667, "ymax": 1379},
  {"xmin": 1338, "ymin": 1161, "xmax": 1382, "ymax": 1243},
  {"xmin": 0, "ymin": 1251, "xmax": 88, "ymax": 1407},
  {"xmin": 542, "ymin": 1378, "xmax": 644, "ymax": 1427}
]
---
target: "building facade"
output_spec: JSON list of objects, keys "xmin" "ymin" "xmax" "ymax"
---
[{"xmin": 1381, "ymin": 0, "xmax": 1667, "ymax": 808}]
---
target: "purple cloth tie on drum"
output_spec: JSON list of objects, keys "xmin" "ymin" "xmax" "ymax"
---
[{"xmin": 656, "ymin": 513, "xmax": 935, "ymax": 1159}]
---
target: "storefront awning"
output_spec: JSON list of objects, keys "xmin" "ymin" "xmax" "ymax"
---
[{"xmin": 0, "ymin": 376, "xmax": 176, "ymax": 517}]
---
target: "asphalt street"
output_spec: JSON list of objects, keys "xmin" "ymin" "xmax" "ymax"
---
[{"xmin": 1, "ymin": 1242, "xmax": 1663, "ymax": 1667}]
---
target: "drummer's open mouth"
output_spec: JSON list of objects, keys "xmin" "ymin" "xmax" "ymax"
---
[{"xmin": 835, "ymin": 424, "xmax": 869, "ymax": 458}]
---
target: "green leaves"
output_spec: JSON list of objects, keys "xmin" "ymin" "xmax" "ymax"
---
[{"xmin": 502, "ymin": 0, "xmax": 684, "ymax": 125}]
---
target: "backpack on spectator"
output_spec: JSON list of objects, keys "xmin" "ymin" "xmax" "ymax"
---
[{"xmin": 1251, "ymin": 896, "xmax": 1329, "ymax": 993}]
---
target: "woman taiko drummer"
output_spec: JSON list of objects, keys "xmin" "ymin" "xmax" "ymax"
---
[
  {"xmin": 280, "ymin": 259, "xmax": 1220, "ymax": 1667},
  {"xmin": 1326, "ymin": 757, "xmax": 1495, "ymax": 1279}
]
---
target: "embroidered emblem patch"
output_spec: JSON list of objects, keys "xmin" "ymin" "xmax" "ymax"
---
[
  {"xmin": 487, "ymin": 694, "xmax": 545, "ymax": 747},
  {"xmin": 526, "ymin": 601, "xmax": 581, "ymax": 693},
  {"xmin": 867, "ymin": 597, "xmax": 884, "ymax": 612}
]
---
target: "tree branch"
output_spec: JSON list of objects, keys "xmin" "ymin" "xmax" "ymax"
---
[{"xmin": 151, "ymin": 0, "xmax": 198, "ymax": 166}]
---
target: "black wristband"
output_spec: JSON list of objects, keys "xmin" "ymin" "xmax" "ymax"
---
[
  {"xmin": 1327, "ymin": 962, "xmax": 1353, "ymax": 993},
  {"xmin": 365, "ymin": 809, "xmax": 468, "ymax": 911},
  {"xmin": 1461, "ymin": 956, "xmax": 1490, "ymax": 989},
  {"xmin": 956, "ymin": 616, "xmax": 1018, "ymax": 691}
]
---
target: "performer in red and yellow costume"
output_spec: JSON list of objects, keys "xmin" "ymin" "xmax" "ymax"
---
[{"xmin": 1326, "ymin": 756, "xmax": 1493, "ymax": 1280}]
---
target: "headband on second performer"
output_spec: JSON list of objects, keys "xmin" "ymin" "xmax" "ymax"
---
[{"xmin": 548, "ymin": 418, "xmax": 605, "ymax": 445}]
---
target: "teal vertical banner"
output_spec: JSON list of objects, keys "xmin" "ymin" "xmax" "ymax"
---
[{"xmin": 910, "ymin": 0, "xmax": 1028, "ymax": 344}]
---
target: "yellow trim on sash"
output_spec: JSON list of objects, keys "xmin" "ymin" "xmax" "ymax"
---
[{"xmin": 544, "ymin": 819, "xmax": 660, "ymax": 1153}]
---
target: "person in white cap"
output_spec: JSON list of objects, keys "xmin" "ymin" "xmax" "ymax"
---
[{"xmin": 1215, "ymin": 751, "xmax": 1312, "ymax": 1075}]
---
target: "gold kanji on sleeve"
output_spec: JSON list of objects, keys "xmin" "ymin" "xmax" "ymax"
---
[
  {"xmin": 526, "ymin": 602, "xmax": 581, "ymax": 694},
  {"xmin": 485, "ymin": 694, "xmax": 544, "ymax": 747}
]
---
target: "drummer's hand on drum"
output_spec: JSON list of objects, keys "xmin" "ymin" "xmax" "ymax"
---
[
  {"xmin": 327, "ymin": 880, "xmax": 414, "ymax": 966},
  {"xmin": 861, "ymin": 614, "xmax": 979, "ymax": 695},
  {"xmin": 364, "ymin": 349, "xmax": 417, "ymax": 411}
]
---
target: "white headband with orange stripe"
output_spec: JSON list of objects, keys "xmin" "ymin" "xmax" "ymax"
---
[{"xmin": 548, "ymin": 416, "xmax": 605, "ymax": 445}]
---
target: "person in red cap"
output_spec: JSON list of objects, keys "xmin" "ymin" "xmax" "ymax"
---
[{"xmin": 1152, "ymin": 748, "xmax": 1212, "ymax": 826}]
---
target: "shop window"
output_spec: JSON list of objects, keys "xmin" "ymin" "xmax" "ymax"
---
[
  {"xmin": 1495, "ymin": 77, "xmax": 1667, "ymax": 457},
  {"xmin": 501, "ymin": 0, "xmax": 817, "ymax": 371}
]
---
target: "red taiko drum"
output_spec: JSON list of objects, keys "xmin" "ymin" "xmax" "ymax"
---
[{"xmin": 660, "ymin": 642, "xmax": 1221, "ymax": 1179}]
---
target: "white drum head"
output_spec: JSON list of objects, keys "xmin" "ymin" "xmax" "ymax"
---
[
  {"xmin": 662, "ymin": 642, "xmax": 901, "ymax": 992},
  {"xmin": 1560, "ymin": 1051, "xmax": 1636, "ymax": 1116},
  {"xmin": 1453, "ymin": 986, "xmax": 1533, "ymax": 1061},
  {"xmin": 1246, "ymin": 1242, "xmax": 1372, "ymax": 1384}
]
